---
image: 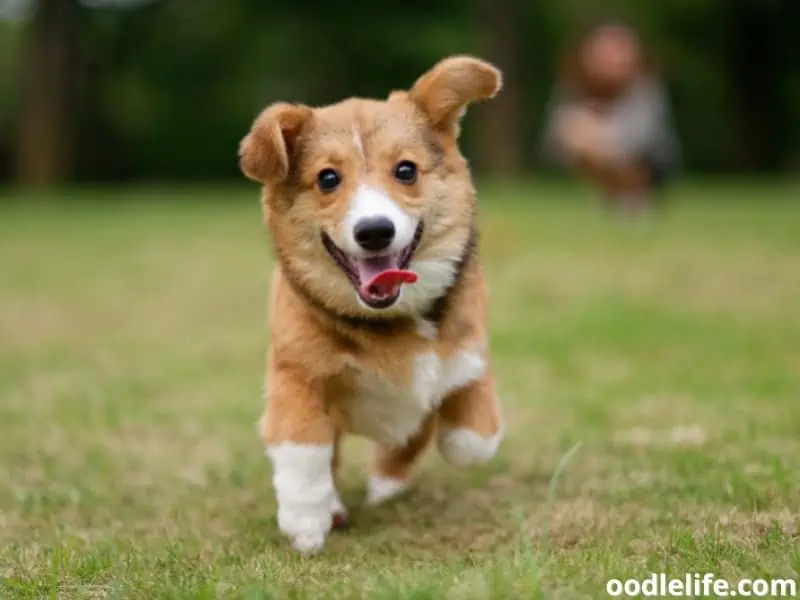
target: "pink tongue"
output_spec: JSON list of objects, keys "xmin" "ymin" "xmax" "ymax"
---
[
  {"xmin": 357, "ymin": 256, "xmax": 418, "ymax": 298},
  {"xmin": 363, "ymin": 269, "xmax": 418, "ymax": 297}
]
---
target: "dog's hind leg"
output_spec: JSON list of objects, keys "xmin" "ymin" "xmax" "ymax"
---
[
  {"xmin": 436, "ymin": 372, "xmax": 504, "ymax": 467},
  {"xmin": 330, "ymin": 429, "xmax": 349, "ymax": 529},
  {"xmin": 366, "ymin": 415, "xmax": 436, "ymax": 506}
]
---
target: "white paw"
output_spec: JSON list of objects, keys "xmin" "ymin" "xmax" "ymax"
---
[
  {"xmin": 277, "ymin": 503, "xmax": 333, "ymax": 555},
  {"xmin": 438, "ymin": 425, "xmax": 504, "ymax": 467},
  {"xmin": 366, "ymin": 475, "xmax": 410, "ymax": 506},
  {"xmin": 290, "ymin": 532, "xmax": 326, "ymax": 555},
  {"xmin": 267, "ymin": 443, "xmax": 337, "ymax": 554}
]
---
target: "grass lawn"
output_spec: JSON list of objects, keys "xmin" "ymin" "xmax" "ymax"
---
[{"xmin": 1, "ymin": 180, "xmax": 798, "ymax": 599}]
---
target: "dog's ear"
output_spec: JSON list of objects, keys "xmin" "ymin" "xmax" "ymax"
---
[
  {"xmin": 408, "ymin": 56, "xmax": 502, "ymax": 137},
  {"xmin": 239, "ymin": 103, "xmax": 313, "ymax": 184}
]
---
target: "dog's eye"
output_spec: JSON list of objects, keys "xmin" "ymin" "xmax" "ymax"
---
[
  {"xmin": 393, "ymin": 160, "xmax": 417, "ymax": 185},
  {"xmin": 317, "ymin": 168, "xmax": 341, "ymax": 193}
]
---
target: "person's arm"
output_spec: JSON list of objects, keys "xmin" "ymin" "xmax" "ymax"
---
[{"xmin": 608, "ymin": 77, "xmax": 679, "ymax": 166}]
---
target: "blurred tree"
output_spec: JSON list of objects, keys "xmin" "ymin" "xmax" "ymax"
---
[
  {"xmin": 1, "ymin": 0, "xmax": 798, "ymax": 184},
  {"xmin": 12, "ymin": 0, "xmax": 161, "ymax": 186},
  {"xmin": 727, "ymin": 0, "xmax": 788, "ymax": 171},
  {"xmin": 14, "ymin": 0, "xmax": 79, "ymax": 186},
  {"xmin": 474, "ymin": 0, "xmax": 524, "ymax": 175}
]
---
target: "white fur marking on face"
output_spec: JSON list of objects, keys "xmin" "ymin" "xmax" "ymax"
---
[
  {"xmin": 345, "ymin": 348, "xmax": 486, "ymax": 446},
  {"xmin": 266, "ymin": 443, "xmax": 337, "ymax": 554},
  {"xmin": 438, "ymin": 422, "xmax": 505, "ymax": 467},
  {"xmin": 352, "ymin": 127, "xmax": 364, "ymax": 158},
  {"xmin": 340, "ymin": 185, "xmax": 416, "ymax": 255},
  {"xmin": 366, "ymin": 475, "xmax": 410, "ymax": 505}
]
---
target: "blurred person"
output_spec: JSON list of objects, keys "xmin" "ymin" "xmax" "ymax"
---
[{"xmin": 541, "ymin": 22, "xmax": 680, "ymax": 217}]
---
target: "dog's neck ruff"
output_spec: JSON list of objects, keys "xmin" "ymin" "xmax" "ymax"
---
[{"xmin": 275, "ymin": 228, "xmax": 477, "ymax": 335}]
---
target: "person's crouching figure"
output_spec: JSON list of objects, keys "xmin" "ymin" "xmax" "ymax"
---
[{"xmin": 542, "ymin": 22, "xmax": 680, "ymax": 217}]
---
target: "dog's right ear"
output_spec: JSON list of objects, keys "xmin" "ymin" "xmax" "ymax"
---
[
  {"xmin": 408, "ymin": 56, "xmax": 501, "ymax": 138},
  {"xmin": 238, "ymin": 103, "xmax": 313, "ymax": 184}
]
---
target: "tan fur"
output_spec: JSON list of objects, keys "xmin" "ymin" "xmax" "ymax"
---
[
  {"xmin": 240, "ymin": 56, "xmax": 504, "ymax": 552},
  {"xmin": 374, "ymin": 414, "xmax": 437, "ymax": 480},
  {"xmin": 240, "ymin": 103, "xmax": 313, "ymax": 184},
  {"xmin": 438, "ymin": 373, "xmax": 502, "ymax": 438},
  {"xmin": 409, "ymin": 55, "xmax": 502, "ymax": 137}
]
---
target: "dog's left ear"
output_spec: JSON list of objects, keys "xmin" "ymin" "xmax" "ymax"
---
[
  {"xmin": 408, "ymin": 56, "xmax": 502, "ymax": 137},
  {"xmin": 239, "ymin": 102, "xmax": 313, "ymax": 185}
]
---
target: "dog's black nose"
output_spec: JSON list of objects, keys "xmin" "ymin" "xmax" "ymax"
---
[{"xmin": 354, "ymin": 217, "xmax": 395, "ymax": 251}]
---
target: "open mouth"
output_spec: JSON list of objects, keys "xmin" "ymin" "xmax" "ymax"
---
[{"xmin": 322, "ymin": 223, "xmax": 423, "ymax": 309}]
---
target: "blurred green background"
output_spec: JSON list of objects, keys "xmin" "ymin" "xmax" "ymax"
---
[{"xmin": 1, "ymin": 0, "xmax": 799, "ymax": 187}]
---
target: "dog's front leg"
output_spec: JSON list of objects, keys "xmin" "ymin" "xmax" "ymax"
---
[
  {"xmin": 260, "ymin": 364, "xmax": 337, "ymax": 554},
  {"xmin": 436, "ymin": 371, "xmax": 504, "ymax": 466}
]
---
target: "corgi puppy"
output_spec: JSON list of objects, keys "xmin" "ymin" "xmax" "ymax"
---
[{"xmin": 239, "ymin": 56, "xmax": 505, "ymax": 554}]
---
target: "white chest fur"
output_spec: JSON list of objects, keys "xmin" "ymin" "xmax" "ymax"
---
[{"xmin": 344, "ymin": 349, "xmax": 486, "ymax": 447}]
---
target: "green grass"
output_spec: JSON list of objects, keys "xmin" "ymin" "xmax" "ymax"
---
[{"xmin": 1, "ymin": 180, "xmax": 798, "ymax": 599}]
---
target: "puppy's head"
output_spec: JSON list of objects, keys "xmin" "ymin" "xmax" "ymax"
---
[{"xmin": 240, "ymin": 56, "xmax": 501, "ymax": 319}]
